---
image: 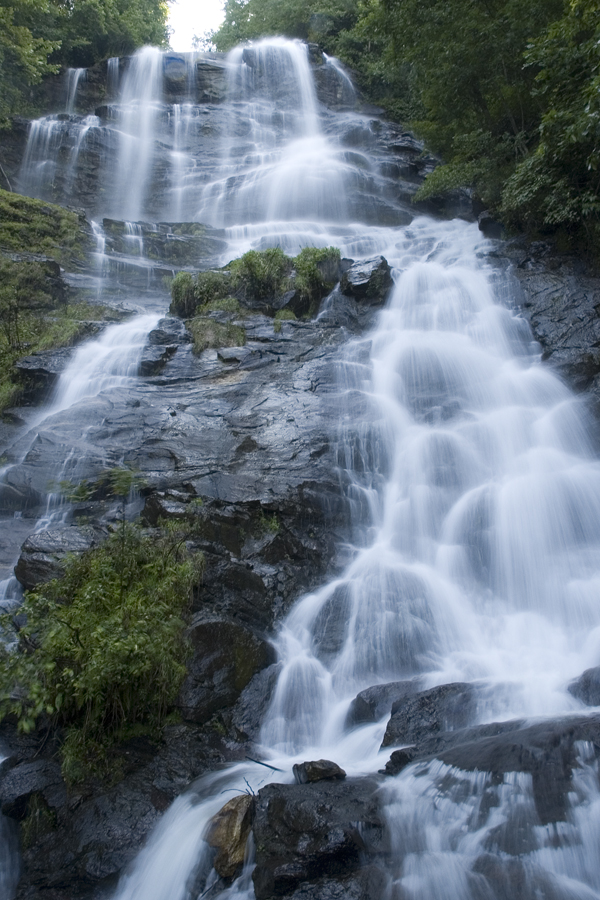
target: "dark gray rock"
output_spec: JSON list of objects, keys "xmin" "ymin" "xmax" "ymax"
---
[
  {"xmin": 14, "ymin": 347, "xmax": 76, "ymax": 405},
  {"xmin": 196, "ymin": 56, "xmax": 228, "ymax": 104},
  {"xmin": 177, "ymin": 613, "xmax": 276, "ymax": 724},
  {"xmin": 381, "ymin": 681, "xmax": 476, "ymax": 747},
  {"xmin": 478, "ymin": 209, "xmax": 504, "ymax": 239},
  {"xmin": 230, "ymin": 663, "xmax": 282, "ymax": 742},
  {"xmin": 0, "ymin": 759, "xmax": 66, "ymax": 819},
  {"xmin": 346, "ymin": 680, "xmax": 419, "ymax": 727},
  {"xmin": 292, "ymin": 760, "xmax": 346, "ymax": 784},
  {"xmin": 340, "ymin": 256, "xmax": 393, "ymax": 306},
  {"xmin": 252, "ymin": 778, "xmax": 384, "ymax": 900},
  {"xmin": 14, "ymin": 524, "xmax": 108, "ymax": 590},
  {"xmin": 568, "ymin": 666, "xmax": 600, "ymax": 706}
]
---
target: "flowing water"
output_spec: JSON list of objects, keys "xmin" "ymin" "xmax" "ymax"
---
[{"xmin": 7, "ymin": 37, "xmax": 600, "ymax": 900}]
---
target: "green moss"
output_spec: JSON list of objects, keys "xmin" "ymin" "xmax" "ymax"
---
[
  {"xmin": 187, "ymin": 317, "xmax": 246, "ymax": 355},
  {"xmin": 273, "ymin": 308, "xmax": 296, "ymax": 333},
  {"xmin": 20, "ymin": 795, "xmax": 56, "ymax": 850},
  {"xmin": 198, "ymin": 296, "xmax": 240, "ymax": 315},
  {"xmin": 0, "ymin": 189, "xmax": 90, "ymax": 265}
]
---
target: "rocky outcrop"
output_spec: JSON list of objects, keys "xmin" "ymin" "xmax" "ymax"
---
[
  {"xmin": 381, "ymin": 681, "xmax": 476, "ymax": 747},
  {"xmin": 499, "ymin": 242, "xmax": 600, "ymax": 415},
  {"xmin": 251, "ymin": 778, "xmax": 385, "ymax": 900},
  {"xmin": 177, "ymin": 614, "xmax": 276, "ymax": 724},
  {"xmin": 206, "ymin": 794, "xmax": 255, "ymax": 879},
  {"xmin": 339, "ymin": 256, "xmax": 393, "ymax": 305},
  {"xmin": 14, "ymin": 524, "xmax": 108, "ymax": 590},
  {"xmin": 568, "ymin": 666, "xmax": 600, "ymax": 706},
  {"xmin": 346, "ymin": 680, "xmax": 420, "ymax": 727}
]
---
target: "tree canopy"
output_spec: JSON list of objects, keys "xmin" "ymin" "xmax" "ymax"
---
[{"xmin": 0, "ymin": 0, "xmax": 169, "ymax": 124}]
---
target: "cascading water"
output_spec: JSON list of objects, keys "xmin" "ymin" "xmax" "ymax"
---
[{"xmin": 8, "ymin": 34, "xmax": 600, "ymax": 900}]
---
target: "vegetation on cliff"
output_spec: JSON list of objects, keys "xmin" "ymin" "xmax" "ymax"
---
[
  {"xmin": 0, "ymin": 472, "xmax": 204, "ymax": 783},
  {"xmin": 170, "ymin": 247, "xmax": 341, "ymax": 322},
  {"xmin": 214, "ymin": 0, "xmax": 600, "ymax": 255},
  {"xmin": 0, "ymin": 189, "xmax": 120, "ymax": 414},
  {"xmin": 0, "ymin": 0, "xmax": 169, "ymax": 124}
]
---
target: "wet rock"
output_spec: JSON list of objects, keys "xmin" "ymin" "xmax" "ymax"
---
[
  {"xmin": 381, "ymin": 682, "xmax": 476, "ymax": 747},
  {"xmin": 14, "ymin": 347, "xmax": 76, "ymax": 404},
  {"xmin": 379, "ymin": 747, "xmax": 418, "ymax": 776},
  {"xmin": 568, "ymin": 666, "xmax": 600, "ymax": 706},
  {"xmin": 478, "ymin": 209, "xmax": 504, "ymax": 239},
  {"xmin": 285, "ymin": 867, "xmax": 388, "ymax": 900},
  {"xmin": 206, "ymin": 794, "xmax": 255, "ymax": 879},
  {"xmin": 196, "ymin": 56, "xmax": 228, "ymax": 104},
  {"xmin": 252, "ymin": 778, "xmax": 384, "ymax": 900},
  {"xmin": 230, "ymin": 663, "xmax": 282, "ymax": 742},
  {"xmin": 14, "ymin": 524, "xmax": 108, "ymax": 590},
  {"xmin": 141, "ymin": 490, "xmax": 191, "ymax": 524},
  {"xmin": 292, "ymin": 760, "xmax": 346, "ymax": 784},
  {"xmin": 312, "ymin": 585, "xmax": 352, "ymax": 659},
  {"xmin": 0, "ymin": 759, "xmax": 66, "ymax": 819},
  {"xmin": 339, "ymin": 256, "xmax": 393, "ymax": 306},
  {"xmin": 177, "ymin": 614, "xmax": 276, "ymax": 724},
  {"xmin": 346, "ymin": 680, "xmax": 419, "ymax": 728}
]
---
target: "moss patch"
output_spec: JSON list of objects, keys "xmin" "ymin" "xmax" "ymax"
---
[
  {"xmin": 0, "ymin": 189, "xmax": 91, "ymax": 265},
  {"xmin": 187, "ymin": 317, "xmax": 246, "ymax": 355}
]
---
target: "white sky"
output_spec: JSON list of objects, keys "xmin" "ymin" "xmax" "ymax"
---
[{"xmin": 168, "ymin": 0, "xmax": 226, "ymax": 52}]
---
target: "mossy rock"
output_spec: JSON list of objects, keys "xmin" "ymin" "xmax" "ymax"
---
[
  {"xmin": 0, "ymin": 189, "xmax": 91, "ymax": 266},
  {"xmin": 187, "ymin": 316, "xmax": 246, "ymax": 355}
]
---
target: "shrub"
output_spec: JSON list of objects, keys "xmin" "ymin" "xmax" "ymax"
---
[
  {"xmin": 0, "ymin": 520, "xmax": 204, "ymax": 783},
  {"xmin": 294, "ymin": 246, "xmax": 340, "ymax": 307},
  {"xmin": 229, "ymin": 247, "xmax": 292, "ymax": 301},
  {"xmin": 170, "ymin": 271, "xmax": 196, "ymax": 318}
]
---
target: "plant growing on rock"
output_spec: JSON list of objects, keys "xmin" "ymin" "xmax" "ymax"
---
[
  {"xmin": 229, "ymin": 247, "xmax": 292, "ymax": 301},
  {"xmin": 0, "ymin": 520, "xmax": 204, "ymax": 783}
]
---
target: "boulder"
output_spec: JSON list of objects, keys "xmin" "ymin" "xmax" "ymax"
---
[
  {"xmin": 346, "ymin": 680, "xmax": 419, "ymax": 728},
  {"xmin": 14, "ymin": 524, "xmax": 107, "ymax": 590},
  {"xmin": 177, "ymin": 614, "xmax": 276, "ymax": 724},
  {"xmin": 568, "ymin": 666, "xmax": 600, "ymax": 706},
  {"xmin": 292, "ymin": 760, "xmax": 346, "ymax": 784},
  {"xmin": 206, "ymin": 794, "xmax": 255, "ymax": 879},
  {"xmin": 252, "ymin": 778, "xmax": 384, "ymax": 900},
  {"xmin": 381, "ymin": 681, "xmax": 476, "ymax": 747},
  {"xmin": 0, "ymin": 759, "xmax": 66, "ymax": 819},
  {"xmin": 14, "ymin": 347, "xmax": 75, "ymax": 405},
  {"xmin": 339, "ymin": 256, "xmax": 393, "ymax": 306}
]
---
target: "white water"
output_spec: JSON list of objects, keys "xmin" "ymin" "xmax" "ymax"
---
[{"xmin": 10, "ymin": 35, "xmax": 600, "ymax": 900}]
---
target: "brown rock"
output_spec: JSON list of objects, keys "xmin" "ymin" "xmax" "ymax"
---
[{"xmin": 206, "ymin": 794, "xmax": 255, "ymax": 879}]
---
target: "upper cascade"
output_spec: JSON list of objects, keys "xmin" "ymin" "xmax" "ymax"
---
[{"xmin": 15, "ymin": 39, "xmax": 423, "ymax": 252}]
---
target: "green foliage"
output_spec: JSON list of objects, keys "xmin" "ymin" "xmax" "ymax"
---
[
  {"xmin": 0, "ymin": 0, "xmax": 168, "ymax": 123},
  {"xmin": 229, "ymin": 247, "xmax": 292, "ymax": 302},
  {"xmin": 51, "ymin": 0, "xmax": 170, "ymax": 68},
  {"xmin": 198, "ymin": 296, "xmax": 240, "ymax": 316},
  {"xmin": 0, "ymin": 520, "xmax": 203, "ymax": 782},
  {"xmin": 294, "ymin": 246, "xmax": 340, "ymax": 304},
  {"xmin": 187, "ymin": 317, "xmax": 246, "ymax": 355},
  {"xmin": 169, "ymin": 270, "xmax": 232, "ymax": 318},
  {"xmin": 0, "ymin": 0, "xmax": 60, "ymax": 125}
]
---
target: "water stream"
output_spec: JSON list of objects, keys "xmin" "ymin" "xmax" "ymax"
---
[{"xmin": 7, "ymin": 37, "xmax": 600, "ymax": 900}]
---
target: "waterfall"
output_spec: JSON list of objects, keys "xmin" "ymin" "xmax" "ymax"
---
[
  {"xmin": 9, "ymin": 35, "xmax": 600, "ymax": 900},
  {"xmin": 110, "ymin": 47, "xmax": 164, "ymax": 221},
  {"xmin": 65, "ymin": 67, "xmax": 86, "ymax": 113}
]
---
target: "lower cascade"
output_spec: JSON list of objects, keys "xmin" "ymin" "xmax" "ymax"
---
[{"xmin": 2, "ymin": 36, "xmax": 600, "ymax": 900}]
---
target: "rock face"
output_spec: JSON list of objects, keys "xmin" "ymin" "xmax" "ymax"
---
[
  {"xmin": 251, "ymin": 778, "xmax": 385, "ymax": 900},
  {"xmin": 177, "ymin": 614, "xmax": 276, "ymax": 724},
  {"xmin": 381, "ymin": 681, "xmax": 476, "ymax": 747},
  {"xmin": 346, "ymin": 680, "xmax": 419, "ymax": 727},
  {"xmin": 501, "ymin": 242, "xmax": 600, "ymax": 413},
  {"xmin": 14, "ymin": 524, "xmax": 107, "ymax": 590},
  {"xmin": 568, "ymin": 666, "xmax": 600, "ymax": 706}
]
